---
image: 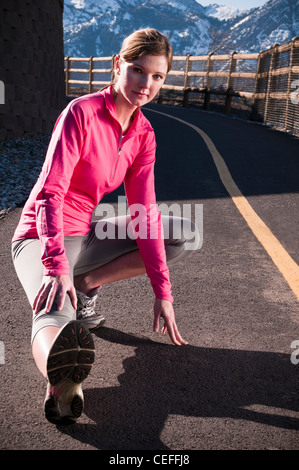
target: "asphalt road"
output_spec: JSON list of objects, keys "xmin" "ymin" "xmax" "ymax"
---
[{"xmin": 0, "ymin": 104, "xmax": 298, "ymax": 452}]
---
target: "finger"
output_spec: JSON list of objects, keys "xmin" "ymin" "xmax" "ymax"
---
[
  {"xmin": 68, "ymin": 286, "xmax": 78, "ymax": 310},
  {"xmin": 153, "ymin": 318, "xmax": 160, "ymax": 333},
  {"xmin": 174, "ymin": 330, "xmax": 188, "ymax": 346},
  {"xmin": 56, "ymin": 290, "xmax": 66, "ymax": 311},
  {"xmin": 32, "ymin": 284, "xmax": 46, "ymax": 311},
  {"xmin": 153, "ymin": 310, "xmax": 161, "ymax": 333},
  {"xmin": 34, "ymin": 295, "xmax": 48, "ymax": 315},
  {"xmin": 52, "ymin": 283, "xmax": 68, "ymax": 312},
  {"xmin": 165, "ymin": 319, "xmax": 188, "ymax": 346},
  {"xmin": 45, "ymin": 285, "xmax": 58, "ymax": 313},
  {"xmin": 33, "ymin": 285, "xmax": 51, "ymax": 314},
  {"xmin": 175, "ymin": 331, "xmax": 188, "ymax": 345},
  {"xmin": 171, "ymin": 322, "xmax": 188, "ymax": 345},
  {"xmin": 161, "ymin": 317, "xmax": 180, "ymax": 345},
  {"xmin": 169, "ymin": 328, "xmax": 182, "ymax": 346},
  {"xmin": 33, "ymin": 295, "xmax": 44, "ymax": 314}
]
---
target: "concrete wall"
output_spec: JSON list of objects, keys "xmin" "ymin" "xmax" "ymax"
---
[{"xmin": 0, "ymin": 0, "xmax": 65, "ymax": 139}]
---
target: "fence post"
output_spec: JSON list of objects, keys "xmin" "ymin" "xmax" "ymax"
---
[
  {"xmin": 264, "ymin": 43, "xmax": 279, "ymax": 124},
  {"xmin": 158, "ymin": 89, "xmax": 164, "ymax": 104},
  {"xmin": 183, "ymin": 54, "xmax": 192, "ymax": 107},
  {"xmin": 65, "ymin": 56, "xmax": 70, "ymax": 96},
  {"xmin": 225, "ymin": 51, "xmax": 237, "ymax": 114},
  {"xmin": 251, "ymin": 50, "xmax": 262, "ymax": 121},
  {"xmin": 111, "ymin": 54, "xmax": 116, "ymax": 83},
  {"xmin": 284, "ymin": 37, "xmax": 296, "ymax": 132},
  {"xmin": 203, "ymin": 52, "xmax": 214, "ymax": 110},
  {"xmin": 89, "ymin": 56, "xmax": 94, "ymax": 94}
]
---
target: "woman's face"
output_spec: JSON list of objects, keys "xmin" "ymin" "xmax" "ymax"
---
[{"xmin": 114, "ymin": 54, "xmax": 168, "ymax": 108}]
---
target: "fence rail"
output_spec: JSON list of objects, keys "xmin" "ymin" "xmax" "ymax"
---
[{"xmin": 64, "ymin": 37, "xmax": 299, "ymax": 136}]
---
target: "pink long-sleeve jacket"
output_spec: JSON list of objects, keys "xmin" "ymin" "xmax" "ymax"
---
[{"xmin": 12, "ymin": 86, "xmax": 173, "ymax": 302}]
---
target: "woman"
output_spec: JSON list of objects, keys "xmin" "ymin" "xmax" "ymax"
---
[{"xmin": 12, "ymin": 28, "xmax": 199, "ymax": 424}]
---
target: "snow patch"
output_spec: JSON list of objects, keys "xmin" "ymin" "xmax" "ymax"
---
[{"xmin": 200, "ymin": 3, "xmax": 248, "ymax": 21}]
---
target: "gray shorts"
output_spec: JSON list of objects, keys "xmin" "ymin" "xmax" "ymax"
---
[{"xmin": 12, "ymin": 215, "xmax": 198, "ymax": 342}]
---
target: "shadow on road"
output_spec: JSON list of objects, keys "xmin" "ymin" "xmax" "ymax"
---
[{"xmin": 59, "ymin": 327, "xmax": 299, "ymax": 450}]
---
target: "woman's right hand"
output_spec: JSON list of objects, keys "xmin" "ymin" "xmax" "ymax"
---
[
  {"xmin": 153, "ymin": 298, "xmax": 188, "ymax": 346},
  {"xmin": 32, "ymin": 274, "xmax": 77, "ymax": 315}
]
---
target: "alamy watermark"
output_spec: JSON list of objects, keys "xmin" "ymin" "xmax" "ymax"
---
[
  {"xmin": 290, "ymin": 80, "xmax": 299, "ymax": 105},
  {"xmin": 94, "ymin": 196, "xmax": 203, "ymax": 251},
  {"xmin": 0, "ymin": 81, "xmax": 4, "ymax": 104},
  {"xmin": 0, "ymin": 341, "xmax": 4, "ymax": 365},
  {"xmin": 290, "ymin": 340, "xmax": 299, "ymax": 365}
]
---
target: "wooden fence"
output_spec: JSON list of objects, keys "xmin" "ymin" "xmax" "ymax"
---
[{"xmin": 64, "ymin": 36, "xmax": 299, "ymax": 136}]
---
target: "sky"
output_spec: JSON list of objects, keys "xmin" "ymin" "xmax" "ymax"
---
[{"xmin": 198, "ymin": 0, "xmax": 268, "ymax": 8}]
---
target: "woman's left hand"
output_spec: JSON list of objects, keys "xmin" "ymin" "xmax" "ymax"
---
[{"xmin": 153, "ymin": 299, "xmax": 188, "ymax": 346}]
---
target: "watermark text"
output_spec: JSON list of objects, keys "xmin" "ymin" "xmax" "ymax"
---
[
  {"xmin": 0, "ymin": 341, "xmax": 4, "ymax": 365},
  {"xmin": 94, "ymin": 196, "xmax": 203, "ymax": 251},
  {"xmin": 290, "ymin": 340, "xmax": 299, "ymax": 365},
  {"xmin": 0, "ymin": 81, "xmax": 4, "ymax": 104},
  {"xmin": 290, "ymin": 80, "xmax": 299, "ymax": 105}
]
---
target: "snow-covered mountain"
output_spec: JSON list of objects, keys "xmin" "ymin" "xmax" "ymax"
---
[
  {"xmin": 201, "ymin": 3, "xmax": 248, "ymax": 21},
  {"xmin": 212, "ymin": 0, "xmax": 299, "ymax": 53},
  {"xmin": 63, "ymin": 0, "xmax": 212, "ymax": 56},
  {"xmin": 63, "ymin": 0, "xmax": 299, "ymax": 57}
]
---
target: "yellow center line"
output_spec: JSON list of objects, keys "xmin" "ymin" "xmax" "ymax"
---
[{"xmin": 147, "ymin": 108, "xmax": 299, "ymax": 301}]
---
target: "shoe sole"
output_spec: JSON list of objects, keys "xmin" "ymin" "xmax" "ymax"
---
[
  {"xmin": 44, "ymin": 393, "xmax": 84, "ymax": 426},
  {"xmin": 77, "ymin": 315, "xmax": 106, "ymax": 332},
  {"xmin": 47, "ymin": 321, "xmax": 95, "ymax": 386},
  {"xmin": 89, "ymin": 318, "xmax": 106, "ymax": 331}
]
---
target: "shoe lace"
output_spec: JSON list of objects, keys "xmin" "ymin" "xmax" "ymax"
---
[{"xmin": 77, "ymin": 293, "xmax": 97, "ymax": 318}]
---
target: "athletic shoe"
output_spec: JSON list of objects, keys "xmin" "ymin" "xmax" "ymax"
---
[
  {"xmin": 44, "ymin": 320, "xmax": 95, "ymax": 425},
  {"xmin": 76, "ymin": 289, "xmax": 105, "ymax": 331},
  {"xmin": 44, "ymin": 379, "xmax": 84, "ymax": 425}
]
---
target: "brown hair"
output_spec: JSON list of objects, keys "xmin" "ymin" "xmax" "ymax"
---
[{"xmin": 118, "ymin": 28, "xmax": 173, "ymax": 73}]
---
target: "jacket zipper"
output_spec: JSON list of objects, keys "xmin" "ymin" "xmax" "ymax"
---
[
  {"xmin": 110, "ymin": 121, "xmax": 151, "ymax": 182},
  {"xmin": 111, "ymin": 132, "xmax": 122, "ymax": 181}
]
